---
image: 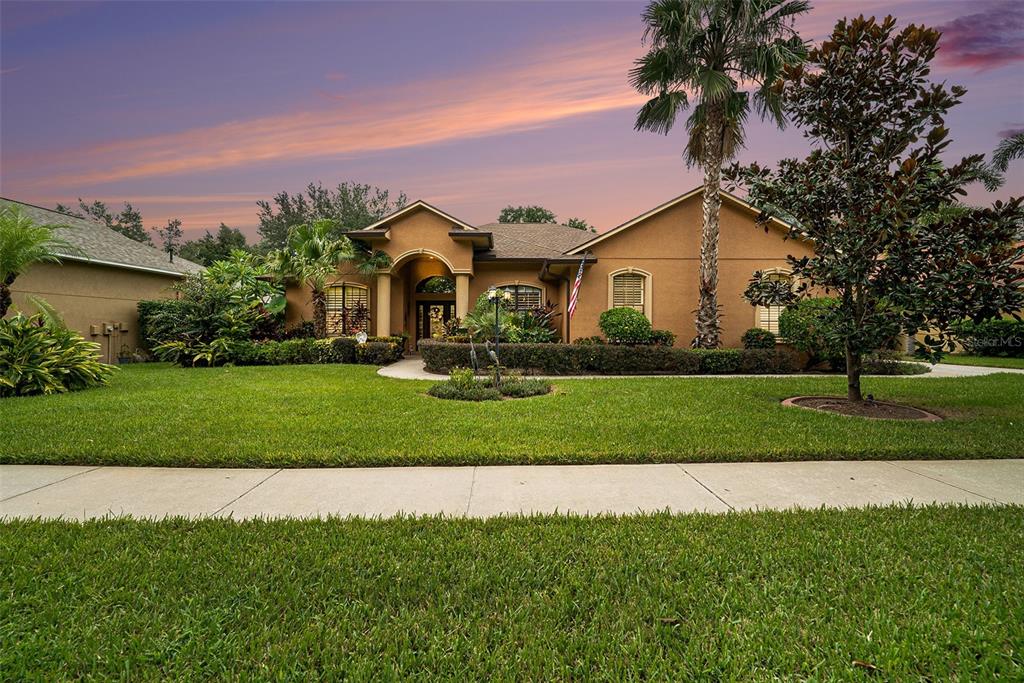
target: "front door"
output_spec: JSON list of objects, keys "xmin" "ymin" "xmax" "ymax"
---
[{"xmin": 416, "ymin": 301, "xmax": 456, "ymax": 341}]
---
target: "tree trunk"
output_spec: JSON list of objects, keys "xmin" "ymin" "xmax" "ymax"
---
[
  {"xmin": 846, "ymin": 344, "xmax": 863, "ymax": 402},
  {"xmin": 0, "ymin": 281, "xmax": 11, "ymax": 318},
  {"xmin": 694, "ymin": 105, "xmax": 724, "ymax": 349},
  {"xmin": 312, "ymin": 287, "xmax": 327, "ymax": 339}
]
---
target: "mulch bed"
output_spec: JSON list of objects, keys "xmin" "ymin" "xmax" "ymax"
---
[{"xmin": 782, "ymin": 396, "xmax": 943, "ymax": 421}]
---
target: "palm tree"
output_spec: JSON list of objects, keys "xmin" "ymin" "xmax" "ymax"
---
[
  {"xmin": 992, "ymin": 132, "xmax": 1024, "ymax": 173},
  {"xmin": 631, "ymin": 0, "xmax": 808, "ymax": 348},
  {"xmin": 267, "ymin": 219, "xmax": 354, "ymax": 338},
  {"xmin": 0, "ymin": 205, "xmax": 78, "ymax": 317}
]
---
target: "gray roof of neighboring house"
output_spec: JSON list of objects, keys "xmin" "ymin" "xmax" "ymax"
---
[
  {"xmin": 475, "ymin": 222, "xmax": 593, "ymax": 260},
  {"xmin": 0, "ymin": 197, "xmax": 203, "ymax": 277}
]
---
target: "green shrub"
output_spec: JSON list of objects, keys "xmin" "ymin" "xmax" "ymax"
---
[
  {"xmin": 0, "ymin": 314, "xmax": 115, "ymax": 397},
  {"xmin": 356, "ymin": 341, "xmax": 403, "ymax": 365},
  {"xmin": 599, "ymin": 307, "xmax": 653, "ymax": 344},
  {"xmin": 647, "ymin": 329, "xmax": 676, "ymax": 346},
  {"xmin": 951, "ymin": 318, "xmax": 1024, "ymax": 358},
  {"xmin": 742, "ymin": 328, "xmax": 777, "ymax": 349},
  {"xmin": 419, "ymin": 341, "xmax": 798, "ymax": 376},
  {"xmin": 498, "ymin": 377, "xmax": 552, "ymax": 398},
  {"xmin": 778, "ymin": 298, "xmax": 845, "ymax": 367},
  {"xmin": 573, "ymin": 335, "xmax": 605, "ymax": 345},
  {"xmin": 230, "ymin": 337, "xmax": 401, "ymax": 366}
]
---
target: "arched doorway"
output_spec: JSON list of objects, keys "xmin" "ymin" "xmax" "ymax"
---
[{"xmin": 413, "ymin": 275, "xmax": 456, "ymax": 342}]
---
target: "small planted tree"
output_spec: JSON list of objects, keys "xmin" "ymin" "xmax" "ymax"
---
[{"xmin": 729, "ymin": 16, "xmax": 1024, "ymax": 401}]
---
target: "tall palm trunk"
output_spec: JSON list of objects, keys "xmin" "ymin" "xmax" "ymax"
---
[
  {"xmin": 694, "ymin": 104, "xmax": 725, "ymax": 349},
  {"xmin": 311, "ymin": 286, "xmax": 327, "ymax": 338},
  {"xmin": 0, "ymin": 276, "xmax": 14, "ymax": 318}
]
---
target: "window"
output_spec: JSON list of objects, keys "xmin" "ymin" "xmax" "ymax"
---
[
  {"xmin": 326, "ymin": 283, "xmax": 369, "ymax": 335},
  {"xmin": 756, "ymin": 270, "xmax": 793, "ymax": 335},
  {"xmin": 496, "ymin": 284, "xmax": 543, "ymax": 311},
  {"xmin": 610, "ymin": 270, "xmax": 649, "ymax": 317}
]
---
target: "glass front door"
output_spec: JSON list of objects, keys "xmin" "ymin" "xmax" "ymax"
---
[{"xmin": 416, "ymin": 301, "xmax": 455, "ymax": 341}]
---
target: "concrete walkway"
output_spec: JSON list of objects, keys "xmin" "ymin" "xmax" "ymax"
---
[
  {"xmin": 378, "ymin": 356, "xmax": 1024, "ymax": 380},
  {"xmin": 2, "ymin": 460, "xmax": 1020, "ymax": 520}
]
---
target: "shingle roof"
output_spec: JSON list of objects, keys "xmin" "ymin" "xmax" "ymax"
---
[
  {"xmin": 476, "ymin": 222, "xmax": 593, "ymax": 260},
  {"xmin": 0, "ymin": 198, "xmax": 203, "ymax": 276}
]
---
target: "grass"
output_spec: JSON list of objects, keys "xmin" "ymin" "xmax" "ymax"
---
[
  {"xmin": 1, "ymin": 363, "xmax": 1023, "ymax": 467},
  {"xmin": 940, "ymin": 354, "xmax": 1024, "ymax": 369},
  {"xmin": 1, "ymin": 506, "xmax": 1020, "ymax": 680}
]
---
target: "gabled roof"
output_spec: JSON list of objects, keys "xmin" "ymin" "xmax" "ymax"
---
[
  {"xmin": 0, "ymin": 197, "xmax": 203, "ymax": 277},
  {"xmin": 357, "ymin": 199, "xmax": 478, "ymax": 232},
  {"xmin": 566, "ymin": 187, "xmax": 796, "ymax": 255}
]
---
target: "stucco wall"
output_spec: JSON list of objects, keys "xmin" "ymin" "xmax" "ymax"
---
[
  {"xmin": 8, "ymin": 261, "xmax": 183, "ymax": 362},
  {"xmin": 571, "ymin": 195, "xmax": 813, "ymax": 347}
]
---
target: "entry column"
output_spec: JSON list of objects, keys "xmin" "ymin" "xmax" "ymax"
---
[
  {"xmin": 376, "ymin": 273, "xmax": 391, "ymax": 336},
  {"xmin": 455, "ymin": 273, "xmax": 470, "ymax": 320}
]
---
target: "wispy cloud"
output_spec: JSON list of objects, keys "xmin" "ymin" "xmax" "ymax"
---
[
  {"xmin": 17, "ymin": 33, "xmax": 643, "ymax": 188},
  {"xmin": 937, "ymin": 2, "xmax": 1024, "ymax": 71}
]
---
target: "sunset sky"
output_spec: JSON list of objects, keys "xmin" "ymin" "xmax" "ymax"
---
[{"xmin": 2, "ymin": 0, "xmax": 1022, "ymax": 240}]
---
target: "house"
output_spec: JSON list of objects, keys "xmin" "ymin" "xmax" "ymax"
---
[
  {"xmin": 285, "ymin": 187, "xmax": 813, "ymax": 349},
  {"xmin": 1, "ymin": 198, "xmax": 203, "ymax": 362}
]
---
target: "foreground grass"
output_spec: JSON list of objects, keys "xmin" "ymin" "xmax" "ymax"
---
[
  {"xmin": 1, "ymin": 363, "xmax": 1022, "ymax": 467},
  {"xmin": 940, "ymin": 354, "xmax": 1024, "ymax": 369},
  {"xmin": 1, "ymin": 506, "xmax": 1020, "ymax": 680}
]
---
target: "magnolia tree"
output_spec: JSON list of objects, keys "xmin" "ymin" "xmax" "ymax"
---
[{"xmin": 727, "ymin": 16, "xmax": 1024, "ymax": 402}]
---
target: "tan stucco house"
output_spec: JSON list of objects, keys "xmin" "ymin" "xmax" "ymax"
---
[
  {"xmin": 286, "ymin": 187, "xmax": 812, "ymax": 349},
  {"xmin": 2, "ymin": 198, "xmax": 203, "ymax": 362}
]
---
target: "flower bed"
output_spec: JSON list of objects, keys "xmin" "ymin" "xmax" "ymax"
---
[{"xmin": 418, "ymin": 340, "xmax": 800, "ymax": 375}]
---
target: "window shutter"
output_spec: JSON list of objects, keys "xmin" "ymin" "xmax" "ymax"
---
[{"xmin": 612, "ymin": 273, "xmax": 645, "ymax": 311}]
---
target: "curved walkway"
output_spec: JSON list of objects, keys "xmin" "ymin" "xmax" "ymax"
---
[
  {"xmin": 378, "ymin": 356, "xmax": 1024, "ymax": 381},
  {"xmin": 2, "ymin": 460, "xmax": 1021, "ymax": 520}
]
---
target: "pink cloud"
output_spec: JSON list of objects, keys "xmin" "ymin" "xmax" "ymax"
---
[
  {"xmin": 15, "ymin": 33, "xmax": 644, "ymax": 189},
  {"xmin": 937, "ymin": 2, "xmax": 1024, "ymax": 71}
]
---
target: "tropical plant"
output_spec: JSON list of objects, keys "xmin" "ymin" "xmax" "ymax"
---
[
  {"xmin": 631, "ymin": 0, "xmax": 809, "ymax": 348},
  {"xmin": 992, "ymin": 132, "xmax": 1024, "ymax": 173},
  {"xmin": 599, "ymin": 307, "xmax": 653, "ymax": 344},
  {"xmin": 204, "ymin": 250, "xmax": 285, "ymax": 314},
  {"xmin": 0, "ymin": 313, "xmax": 115, "ymax": 397},
  {"xmin": 266, "ymin": 220, "xmax": 354, "ymax": 338},
  {"xmin": 462, "ymin": 292, "xmax": 513, "ymax": 341},
  {"xmin": 729, "ymin": 16, "xmax": 1024, "ymax": 400},
  {"xmin": 149, "ymin": 275, "xmax": 264, "ymax": 366},
  {"xmin": 0, "ymin": 204, "xmax": 79, "ymax": 317}
]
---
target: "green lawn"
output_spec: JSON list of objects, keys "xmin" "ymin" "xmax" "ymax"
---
[
  {"xmin": 940, "ymin": 355, "xmax": 1024, "ymax": 369},
  {"xmin": 1, "ymin": 363, "xmax": 1022, "ymax": 467},
  {"xmin": 1, "ymin": 506, "xmax": 1020, "ymax": 680}
]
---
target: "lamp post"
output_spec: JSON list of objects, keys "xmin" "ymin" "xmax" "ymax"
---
[{"xmin": 486, "ymin": 287, "xmax": 512, "ymax": 387}]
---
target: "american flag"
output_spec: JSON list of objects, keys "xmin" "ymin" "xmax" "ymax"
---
[{"xmin": 567, "ymin": 252, "xmax": 587, "ymax": 318}]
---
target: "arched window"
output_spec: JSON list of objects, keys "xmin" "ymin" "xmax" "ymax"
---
[
  {"xmin": 755, "ymin": 269, "xmax": 793, "ymax": 336},
  {"xmin": 608, "ymin": 268, "xmax": 652, "ymax": 318},
  {"xmin": 496, "ymin": 284, "xmax": 543, "ymax": 311},
  {"xmin": 415, "ymin": 276, "xmax": 455, "ymax": 294},
  {"xmin": 326, "ymin": 283, "xmax": 369, "ymax": 336}
]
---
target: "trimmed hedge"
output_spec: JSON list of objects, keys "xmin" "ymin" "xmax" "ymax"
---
[
  {"xmin": 951, "ymin": 318, "xmax": 1024, "ymax": 358},
  {"xmin": 419, "ymin": 341, "xmax": 799, "ymax": 375},
  {"xmin": 231, "ymin": 338, "xmax": 403, "ymax": 367}
]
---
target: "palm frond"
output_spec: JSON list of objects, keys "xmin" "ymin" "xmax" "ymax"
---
[
  {"xmin": 635, "ymin": 90, "xmax": 690, "ymax": 135},
  {"xmin": 992, "ymin": 133, "xmax": 1024, "ymax": 173}
]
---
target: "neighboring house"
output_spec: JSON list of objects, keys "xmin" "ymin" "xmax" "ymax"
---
[
  {"xmin": 1, "ymin": 198, "xmax": 203, "ymax": 362},
  {"xmin": 285, "ymin": 187, "xmax": 813, "ymax": 349}
]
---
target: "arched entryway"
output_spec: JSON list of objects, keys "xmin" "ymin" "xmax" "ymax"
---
[{"xmin": 413, "ymin": 275, "xmax": 456, "ymax": 342}]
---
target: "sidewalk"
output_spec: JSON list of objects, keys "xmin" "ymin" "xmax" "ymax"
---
[
  {"xmin": 2, "ymin": 460, "xmax": 1020, "ymax": 520},
  {"xmin": 378, "ymin": 357, "xmax": 1024, "ymax": 380}
]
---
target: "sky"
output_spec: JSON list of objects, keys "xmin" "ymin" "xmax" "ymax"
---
[{"xmin": 1, "ymin": 0, "xmax": 1022, "ymax": 241}]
